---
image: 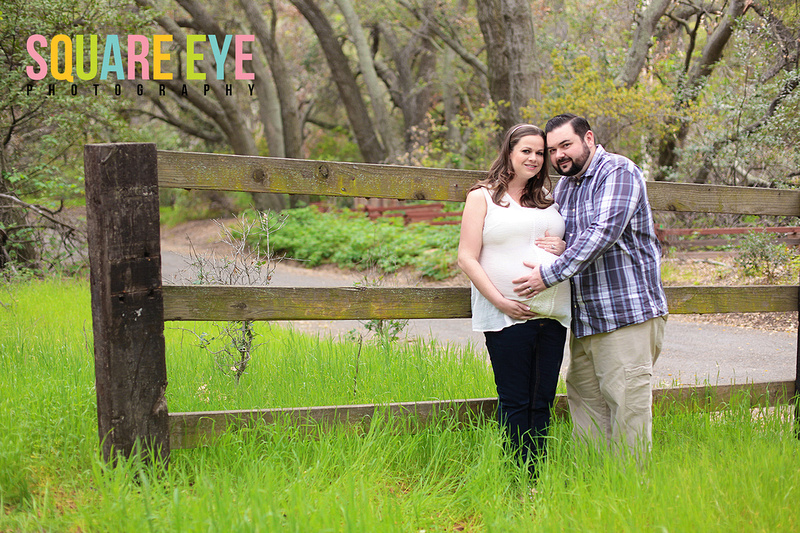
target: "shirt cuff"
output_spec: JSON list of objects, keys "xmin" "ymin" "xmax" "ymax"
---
[{"xmin": 540, "ymin": 263, "xmax": 561, "ymax": 288}]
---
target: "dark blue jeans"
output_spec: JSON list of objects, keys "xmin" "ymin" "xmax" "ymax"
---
[{"xmin": 484, "ymin": 319, "xmax": 567, "ymax": 470}]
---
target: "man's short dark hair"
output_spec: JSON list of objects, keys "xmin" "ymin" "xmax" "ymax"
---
[{"xmin": 545, "ymin": 113, "xmax": 592, "ymax": 138}]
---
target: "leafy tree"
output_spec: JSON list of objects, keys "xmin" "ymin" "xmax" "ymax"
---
[
  {"xmin": 4, "ymin": 0, "xmax": 798, "ymax": 268},
  {"xmin": 288, "ymin": 0, "xmax": 386, "ymax": 162},
  {"xmin": 524, "ymin": 53, "xmax": 673, "ymax": 161},
  {"xmin": 0, "ymin": 0, "xmax": 144, "ymax": 272}
]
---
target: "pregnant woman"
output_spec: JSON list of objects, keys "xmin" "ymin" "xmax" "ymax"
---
[{"xmin": 457, "ymin": 123, "xmax": 570, "ymax": 476}]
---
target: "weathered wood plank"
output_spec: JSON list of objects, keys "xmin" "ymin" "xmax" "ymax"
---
[
  {"xmin": 169, "ymin": 381, "xmax": 795, "ymax": 449},
  {"xmin": 85, "ymin": 143, "xmax": 170, "ymax": 465},
  {"xmin": 157, "ymin": 150, "xmax": 482, "ymax": 202},
  {"xmin": 647, "ymin": 182, "xmax": 800, "ymax": 216},
  {"xmin": 162, "ymin": 286, "xmax": 472, "ymax": 320},
  {"xmin": 660, "ymin": 226, "xmax": 800, "ymax": 236},
  {"xmin": 653, "ymin": 381, "xmax": 794, "ymax": 411},
  {"xmin": 161, "ymin": 285, "xmax": 798, "ymax": 321},
  {"xmin": 157, "ymin": 151, "xmax": 800, "ymax": 216},
  {"xmin": 665, "ymin": 285, "xmax": 798, "ymax": 314},
  {"xmin": 665, "ymin": 237, "xmax": 800, "ymax": 249}
]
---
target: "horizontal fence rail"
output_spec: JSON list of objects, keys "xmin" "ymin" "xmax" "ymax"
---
[
  {"xmin": 169, "ymin": 381, "xmax": 795, "ymax": 449},
  {"xmin": 157, "ymin": 151, "xmax": 800, "ymax": 215},
  {"xmin": 659, "ymin": 226, "xmax": 800, "ymax": 237},
  {"xmin": 658, "ymin": 226, "xmax": 800, "ymax": 248},
  {"xmin": 161, "ymin": 285, "xmax": 799, "ymax": 321}
]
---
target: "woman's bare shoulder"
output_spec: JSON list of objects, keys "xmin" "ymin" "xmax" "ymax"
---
[{"xmin": 466, "ymin": 185, "xmax": 490, "ymax": 198}]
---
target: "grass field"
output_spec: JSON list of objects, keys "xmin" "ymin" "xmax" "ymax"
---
[{"xmin": 1, "ymin": 278, "xmax": 799, "ymax": 532}]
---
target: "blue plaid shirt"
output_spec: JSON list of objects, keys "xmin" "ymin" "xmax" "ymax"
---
[{"xmin": 540, "ymin": 145, "xmax": 668, "ymax": 337}]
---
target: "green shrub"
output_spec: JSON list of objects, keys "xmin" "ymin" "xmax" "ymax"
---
[
  {"xmin": 735, "ymin": 232, "xmax": 795, "ymax": 283},
  {"xmin": 254, "ymin": 206, "xmax": 461, "ymax": 280}
]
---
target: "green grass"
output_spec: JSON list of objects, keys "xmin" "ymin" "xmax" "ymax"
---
[
  {"xmin": 165, "ymin": 323, "xmax": 493, "ymax": 412},
  {"xmin": 2, "ymin": 279, "xmax": 800, "ymax": 531}
]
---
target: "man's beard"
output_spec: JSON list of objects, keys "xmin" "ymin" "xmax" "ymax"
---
[{"xmin": 556, "ymin": 141, "xmax": 591, "ymax": 177}]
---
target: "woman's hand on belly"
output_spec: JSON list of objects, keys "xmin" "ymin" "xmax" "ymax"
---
[{"xmin": 494, "ymin": 297, "xmax": 538, "ymax": 321}]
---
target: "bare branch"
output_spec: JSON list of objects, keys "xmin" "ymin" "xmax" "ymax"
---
[
  {"xmin": 0, "ymin": 193, "xmax": 84, "ymax": 237},
  {"xmin": 395, "ymin": 0, "xmax": 487, "ymax": 79},
  {"xmin": 122, "ymin": 106, "xmax": 226, "ymax": 143}
]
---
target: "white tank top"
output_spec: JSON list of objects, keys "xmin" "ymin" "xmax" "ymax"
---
[{"xmin": 471, "ymin": 187, "xmax": 572, "ymax": 331}]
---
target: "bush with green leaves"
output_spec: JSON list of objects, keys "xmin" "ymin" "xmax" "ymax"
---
[
  {"xmin": 735, "ymin": 231, "xmax": 796, "ymax": 283},
  {"xmin": 252, "ymin": 206, "xmax": 461, "ymax": 280}
]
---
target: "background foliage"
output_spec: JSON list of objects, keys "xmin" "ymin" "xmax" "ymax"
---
[
  {"xmin": 1, "ymin": 0, "xmax": 798, "ymax": 273},
  {"xmin": 260, "ymin": 206, "xmax": 460, "ymax": 279}
]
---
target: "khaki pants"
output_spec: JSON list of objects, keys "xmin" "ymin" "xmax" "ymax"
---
[{"xmin": 566, "ymin": 316, "xmax": 667, "ymax": 454}]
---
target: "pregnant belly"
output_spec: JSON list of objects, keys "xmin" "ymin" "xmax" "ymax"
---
[{"xmin": 482, "ymin": 247, "xmax": 557, "ymax": 302}]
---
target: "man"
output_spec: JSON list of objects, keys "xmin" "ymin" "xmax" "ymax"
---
[{"xmin": 513, "ymin": 113, "xmax": 669, "ymax": 454}]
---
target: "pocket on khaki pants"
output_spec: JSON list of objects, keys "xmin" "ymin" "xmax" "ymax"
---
[{"xmin": 624, "ymin": 364, "xmax": 652, "ymax": 414}]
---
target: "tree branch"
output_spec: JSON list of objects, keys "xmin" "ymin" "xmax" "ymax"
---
[
  {"xmin": 395, "ymin": 0, "xmax": 488, "ymax": 79},
  {"xmin": 0, "ymin": 194, "xmax": 84, "ymax": 237},
  {"xmin": 693, "ymin": 71, "xmax": 800, "ymax": 183},
  {"xmin": 615, "ymin": 0, "xmax": 673, "ymax": 88},
  {"xmin": 686, "ymin": 0, "xmax": 746, "ymax": 86},
  {"xmin": 134, "ymin": 0, "xmax": 258, "ymax": 155},
  {"xmin": 122, "ymin": 106, "xmax": 226, "ymax": 144},
  {"xmin": 747, "ymin": 0, "xmax": 800, "ymax": 81}
]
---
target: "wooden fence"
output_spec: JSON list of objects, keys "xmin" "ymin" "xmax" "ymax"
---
[{"xmin": 84, "ymin": 143, "xmax": 800, "ymax": 464}]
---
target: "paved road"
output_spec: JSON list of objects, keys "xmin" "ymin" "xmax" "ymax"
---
[{"xmin": 162, "ymin": 250, "xmax": 797, "ymax": 387}]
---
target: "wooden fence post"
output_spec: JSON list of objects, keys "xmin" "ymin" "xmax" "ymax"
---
[
  {"xmin": 84, "ymin": 143, "xmax": 169, "ymax": 465},
  {"xmin": 790, "ymin": 205, "xmax": 800, "ymax": 438}
]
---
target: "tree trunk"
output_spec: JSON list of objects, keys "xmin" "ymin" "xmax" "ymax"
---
[
  {"xmin": 156, "ymin": 0, "xmax": 287, "ymax": 210},
  {"xmin": 502, "ymin": 0, "xmax": 539, "ymax": 105},
  {"xmin": 615, "ymin": 0, "xmax": 673, "ymax": 88},
  {"xmin": 252, "ymin": 52, "xmax": 285, "ymax": 159},
  {"xmin": 653, "ymin": 0, "xmax": 746, "ymax": 181},
  {"xmin": 289, "ymin": 0, "xmax": 387, "ymax": 163},
  {"xmin": 476, "ymin": 0, "xmax": 538, "ymax": 130},
  {"xmin": 240, "ymin": 0, "xmax": 304, "ymax": 159},
  {"xmin": 136, "ymin": 0, "xmax": 257, "ymax": 155},
  {"xmin": 442, "ymin": 47, "xmax": 463, "ymax": 164},
  {"xmin": 334, "ymin": 0, "xmax": 401, "ymax": 160},
  {"xmin": 377, "ymin": 13, "xmax": 437, "ymax": 153},
  {"xmin": 686, "ymin": 0, "xmax": 746, "ymax": 86},
  {"xmin": 396, "ymin": 0, "xmax": 488, "ymax": 82}
]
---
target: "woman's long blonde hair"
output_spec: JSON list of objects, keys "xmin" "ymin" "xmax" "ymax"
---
[{"xmin": 470, "ymin": 124, "xmax": 554, "ymax": 209}]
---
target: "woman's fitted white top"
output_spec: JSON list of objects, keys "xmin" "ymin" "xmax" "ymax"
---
[{"xmin": 471, "ymin": 187, "xmax": 571, "ymax": 331}]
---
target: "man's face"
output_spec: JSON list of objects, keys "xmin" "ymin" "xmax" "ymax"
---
[{"xmin": 546, "ymin": 123, "xmax": 593, "ymax": 177}]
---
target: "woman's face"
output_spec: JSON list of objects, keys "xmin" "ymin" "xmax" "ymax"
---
[{"xmin": 509, "ymin": 134, "xmax": 545, "ymax": 183}]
